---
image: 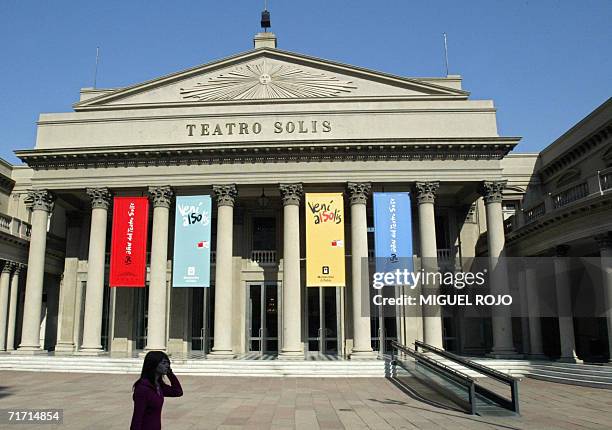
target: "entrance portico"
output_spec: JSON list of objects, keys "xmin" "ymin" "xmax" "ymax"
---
[{"xmin": 9, "ymin": 32, "xmax": 527, "ymax": 360}]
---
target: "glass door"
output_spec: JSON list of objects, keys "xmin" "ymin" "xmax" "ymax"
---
[
  {"xmin": 191, "ymin": 286, "xmax": 214, "ymax": 353},
  {"xmin": 247, "ymin": 283, "xmax": 278, "ymax": 354},
  {"xmin": 307, "ymin": 287, "xmax": 340, "ymax": 355}
]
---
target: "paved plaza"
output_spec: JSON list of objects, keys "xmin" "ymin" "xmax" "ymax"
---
[{"xmin": 1, "ymin": 371, "xmax": 612, "ymax": 429}]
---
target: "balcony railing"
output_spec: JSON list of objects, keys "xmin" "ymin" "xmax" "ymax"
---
[
  {"xmin": 524, "ymin": 203, "xmax": 545, "ymax": 223},
  {"xmin": 250, "ymin": 250, "xmax": 277, "ymax": 265},
  {"xmin": 0, "ymin": 212, "xmax": 32, "ymax": 240},
  {"xmin": 506, "ymin": 169, "xmax": 612, "ymax": 233},
  {"xmin": 601, "ymin": 170, "xmax": 612, "ymax": 191},
  {"xmin": 551, "ymin": 182, "xmax": 589, "ymax": 209}
]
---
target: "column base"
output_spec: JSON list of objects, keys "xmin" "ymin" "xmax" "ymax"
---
[
  {"xmin": 54, "ymin": 344, "xmax": 76, "ymax": 355},
  {"xmin": 12, "ymin": 348, "xmax": 49, "ymax": 356},
  {"xmin": 528, "ymin": 353, "xmax": 549, "ymax": 360},
  {"xmin": 487, "ymin": 348, "xmax": 523, "ymax": 359},
  {"xmin": 208, "ymin": 350, "xmax": 236, "ymax": 360},
  {"xmin": 278, "ymin": 351, "xmax": 304, "ymax": 360},
  {"xmin": 557, "ymin": 356, "xmax": 582, "ymax": 364},
  {"xmin": 77, "ymin": 348, "xmax": 108, "ymax": 356},
  {"xmin": 350, "ymin": 350, "xmax": 378, "ymax": 360}
]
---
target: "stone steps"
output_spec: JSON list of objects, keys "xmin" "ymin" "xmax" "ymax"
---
[
  {"xmin": 0, "ymin": 355, "xmax": 391, "ymax": 377},
  {"xmin": 434, "ymin": 357, "xmax": 612, "ymax": 389},
  {"xmin": 1, "ymin": 354, "xmax": 610, "ymax": 386}
]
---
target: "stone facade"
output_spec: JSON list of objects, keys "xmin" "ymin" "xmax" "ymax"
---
[{"xmin": 0, "ymin": 33, "xmax": 610, "ymax": 362}]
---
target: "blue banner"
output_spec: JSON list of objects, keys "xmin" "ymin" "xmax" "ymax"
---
[
  {"xmin": 172, "ymin": 195, "xmax": 212, "ymax": 287},
  {"xmin": 373, "ymin": 192, "xmax": 414, "ymax": 283}
]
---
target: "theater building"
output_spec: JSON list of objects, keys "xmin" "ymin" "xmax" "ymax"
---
[{"xmin": 0, "ymin": 32, "xmax": 610, "ymax": 361}]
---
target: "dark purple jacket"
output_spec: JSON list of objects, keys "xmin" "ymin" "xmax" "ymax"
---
[{"xmin": 130, "ymin": 372, "xmax": 183, "ymax": 430}]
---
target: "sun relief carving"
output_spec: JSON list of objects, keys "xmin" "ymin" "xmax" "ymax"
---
[{"xmin": 180, "ymin": 60, "xmax": 356, "ymax": 101}]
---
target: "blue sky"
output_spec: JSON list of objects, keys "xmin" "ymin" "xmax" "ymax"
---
[{"xmin": 0, "ymin": 0, "xmax": 610, "ymax": 164}]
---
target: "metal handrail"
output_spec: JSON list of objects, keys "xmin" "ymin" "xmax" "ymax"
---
[
  {"xmin": 414, "ymin": 340, "xmax": 520, "ymax": 414},
  {"xmin": 391, "ymin": 342, "xmax": 475, "ymax": 387},
  {"xmin": 391, "ymin": 341, "xmax": 476, "ymax": 415}
]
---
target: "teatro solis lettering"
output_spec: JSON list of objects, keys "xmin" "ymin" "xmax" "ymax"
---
[{"xmin": 186, "ymin": 120, "xmax": 332, "ymax": 136}]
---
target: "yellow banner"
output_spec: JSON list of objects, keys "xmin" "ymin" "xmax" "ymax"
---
[{"xmin": 305, "ymin": 193, "xmax": 346, "ymax": 287}]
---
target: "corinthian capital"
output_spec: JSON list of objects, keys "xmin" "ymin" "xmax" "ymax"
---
[
  {"xmin": 1, "ymin": 260, "xmax": 12, "ymax": 274},
  {"xmin": 480, "ymin": 180, "xmax": 507, "ymax": 204},
  {"xmin": 595, "ymin": 232, "xmax": 612, "ymax": 250},
  {"xmin": 414, "ymin": 181, "xmax": 439, "ymax": 205},
  {"xmin": 86, "ymin": 187, "xmax": 112, "ymax": 210},
  {"xmin": 148, "ymin": 186, "xmax": 174, "ymax": 208},
  {"xmin": 279, "ymin": 183, "xmax": 303, "ymax": 206},
  {"xmin": 25, "ymin": 189, "xmax": 55, "ymax": 213},
  {"xmin": 347, "ymin": 182, "xmax": 371, "ymax": 205},
  {"xmin": 213, "ymin": 184, "xmax": 238, "ymax": 207}
]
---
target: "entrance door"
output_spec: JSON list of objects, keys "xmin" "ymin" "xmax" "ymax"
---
[
  {"xmin": 247, "ymin": 283, "xmax": 279, "ymax": 354},
  {"xmin": 191, "ymin": 286, "xmax": 214, "ymax": 353},
  {"xmin": 307, "ymin": 287, "xmax": 341, "ymax": 355},
  {"xmin": 371, "ymin": 307, "xmax": 398, "ymax": 356}
]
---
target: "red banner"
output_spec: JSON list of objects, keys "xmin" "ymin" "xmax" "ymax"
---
[{"xmin": 109, "ymin": 197, "xmax": 149, "ymax": 287}]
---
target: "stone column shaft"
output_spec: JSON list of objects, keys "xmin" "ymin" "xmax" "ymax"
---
[
  {"xmin": 553, "ymin": 245, "xmax": 578, "ymax": 362},
  {"xmin": 279, "ymin": 184, "xmax": 303, "ymax": 359},
  {"xmin": 145, "ymin": 186, "xmax": 173, "ymax": 352},
  {"xmin": 211, "ymin": 185, "xmax": 237, "ymax": 358},
  {"xmin": 348, "ymin": 182, "xmax": 376, "ymax": 359},
  {"xmin": 481, "ymin": 181, "xmax": 516, "ymax": 357},
  {"xmin": 595, "ymin": 234, "xmax": 612, "ymax": 363},
  {"xmin": 415, "ymin": 181, "xmax": 443, "ymax": 348},
  {"xmin": 16, "ymin": 190, "xmax": 55, "ymax": 353},
  {"xmin": 80, "ymin": 188, "xmax": 111, "ymax": 354},
  {"xmin": 0, "ymin": 262, "xmax": 12, "ymax": 350},
  {"xmin": 524, "ymin": 263, "xmax": 545, "ymax": 358},
  {"xmin": 6, "ymin": 265, "xmax": 22, "ymax": 351},
  {"xmin": 55, "ymin": 215, "xmax": 82, "ymax": 354}
]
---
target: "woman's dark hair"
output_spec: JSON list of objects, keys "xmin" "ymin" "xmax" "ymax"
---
[{"xmin": 133, "ymin": 351, "xmax": 170, "ymax": 390}]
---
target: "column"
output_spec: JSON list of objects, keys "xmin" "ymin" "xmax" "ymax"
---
[
  {"xmin": 279, "ymin": 183, "xmax": 304, "ymax": 359},
  {"xmin": 54, "ymin": 214, "xmax": 82, "ymax": 354},
  {"xmin": 210, "ymin": 184, "xmax": 237, "ymax": 358},
  {"xmin": 6, "ymin": 264, "xmax": 23, "ymax": 351},
  {"xmin": 0, "ymin": 261, "xmax": 12, "ymax": 350},
  {"xmin": 480, "ymin": 180, "xmax": 516, "ymax": 357},
  {"xmin": 16, "ymin": 189, "xmax": 55, "ymax": 354},
  {"xmin": 524, "ymin": 261, "xmax": 546, "ymax": 358},
  {"xmin": 595, "ymin": 233, "xmax": 612, "ymax": 363},
  {"xmin": 415, "ymin": 181, "xmax": 443, "ymax": 348},
  {"xmin": 145, "ymin": 186, "xmax": 174, "ymax": 352},
  {"xmin": 553, "ymin": 245, "xmax": 578, "ymax": 362},
  {"xmin": 348, "ymin": 182, "xmax": 376, "ymax": 359},
  {"xmin": 80, "ymin": 188, "xmax": 112, "ymax": 354}
]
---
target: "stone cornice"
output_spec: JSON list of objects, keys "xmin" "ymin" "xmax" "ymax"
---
[
  {"xmin": 540, "ymin": 124, "xmax": 611, "ymax": 182},
  {"xmin": 15, "ymin": 138, "xmax": 518, "ymax": 171},
  {"xmin": 0, "ymin": 175, "xmax": 15, "ymax": 194}
]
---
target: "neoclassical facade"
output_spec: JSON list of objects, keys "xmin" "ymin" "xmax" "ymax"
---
[{"xmin": 0, "ymin": 33, "xmax": 610, "ymax": 361}]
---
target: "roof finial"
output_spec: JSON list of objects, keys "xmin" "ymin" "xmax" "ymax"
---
[{"xmin": 261, "ymin": 1, "xmax": 271, "ymax": 32}]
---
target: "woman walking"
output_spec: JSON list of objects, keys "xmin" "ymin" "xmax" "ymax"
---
[{"xmin": 130, "ymin": 351, "xmax": 183, "ymax": 430}]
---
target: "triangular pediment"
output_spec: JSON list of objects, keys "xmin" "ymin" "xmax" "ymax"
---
[{"xmin": 74, "ymin": 48, "xmax": 468, "ymax": 110}]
